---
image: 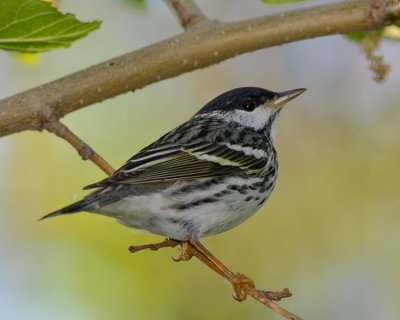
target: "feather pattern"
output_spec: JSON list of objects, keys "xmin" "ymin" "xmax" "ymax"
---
[{"xmin": 84, "ymin": 118, "xmax": 273, "ymax": 189}]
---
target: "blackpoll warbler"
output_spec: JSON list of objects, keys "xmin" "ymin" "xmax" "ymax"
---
[{"xmin": 41, "ymin": 87, "xmax": 306, "ymax": 242}]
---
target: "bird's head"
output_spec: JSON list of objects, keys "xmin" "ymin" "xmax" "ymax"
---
[{"xmin": 195, "ymin": 87, "xmax": 306, "ymax": 141}]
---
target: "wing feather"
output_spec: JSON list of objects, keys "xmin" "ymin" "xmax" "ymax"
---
[{"xmin": 84, "ymin": 141, "xmax": 269, "ymax": 189}]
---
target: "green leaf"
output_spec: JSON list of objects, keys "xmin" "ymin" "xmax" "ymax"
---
[
  {"xmin": 347, "ymin": 31, "xmax": 370, "ymax": 42},
  {"xmin": 0, "ymin": 0, "xmax": 101, "ymax": 53},
  {"xmin": 347, "ymin": 30, "xmax": 384, "ymax": 42},
  {"xmin": 261, "ymin": 0, "xmax": 305, "ymax": 4}
]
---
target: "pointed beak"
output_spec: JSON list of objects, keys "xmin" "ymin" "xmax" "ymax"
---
[{"xmin": 270, "ymin": 88, "xmax": 307, "ymax": 108}]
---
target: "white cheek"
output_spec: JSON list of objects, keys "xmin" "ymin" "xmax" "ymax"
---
[{"xmin": 228, "ymin": 108, "xmax": 273, "ymax": 131}]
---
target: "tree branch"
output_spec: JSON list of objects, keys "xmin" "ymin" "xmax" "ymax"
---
[
  {"xmin": 165, "ymin": 0, "xmax": 207, "ymax": 29},
  {"xmin": 1, "ymin": 0, "xmax": 399, "ymax": 139},
  {"xmin": 42, "ymin": 111, "xmax": 114, "ymax": 175},
  {"xmin": 45, "ymin": 121, "xmax": 115, "ymax": 175}
]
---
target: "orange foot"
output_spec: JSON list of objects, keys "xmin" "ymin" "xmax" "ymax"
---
[
  {"xmin": 172, "ymin": 241, "xmax": 193, "ymax": 262},
  {"xmin": 232, "ymin": 272, "xmax": 255, "ymax": 301}
]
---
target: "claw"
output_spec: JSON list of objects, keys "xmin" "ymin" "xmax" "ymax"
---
[
  {"xmin": 171, "ymin": 241, "xmax": 193, "ymax": 262},
  {"xmin": 232, "ymin": 291, "xmax": 247, "ymax": 302},
  {"xmin": 171, "ymin": 255, "xmax": 182, "ymax": 262},
  {"xmin": 231, "ymin": 272, "xmax": 255, "ymax": 301}
]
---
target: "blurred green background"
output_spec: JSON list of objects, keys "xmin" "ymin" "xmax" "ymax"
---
[{"xmin": 1, "ymin": 1, "xmax": 400, "ymax": 319}]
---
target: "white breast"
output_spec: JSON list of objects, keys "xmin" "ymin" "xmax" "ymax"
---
[{"xmin": 96, "ymin": 175, "xmax": 276, "ymax": 241}]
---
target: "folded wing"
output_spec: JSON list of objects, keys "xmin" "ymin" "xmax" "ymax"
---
[{"xmin": 84, "ymin": 142, "xmax": 269, "ymax": 189}]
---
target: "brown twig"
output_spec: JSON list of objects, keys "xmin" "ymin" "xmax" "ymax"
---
[
  {"xmin": 129, "ymin": 239, "xmax": 303, "ymax": 320},
  {"xmin": 1, "ymin": 1, "xmax": 400, "ymax": 139},
  {"xmin": 166, "ymin": 0, "xmax": 206, "ymax": 29},
  {"xmin": 359, "ymin": 33, "xmax": 390, "ymax": 82},
  {"xmin": 43, "ymin": 119, "xmax": 114, "ymax": 175}
]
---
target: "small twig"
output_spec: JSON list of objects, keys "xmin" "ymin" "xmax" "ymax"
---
[
  {"xmin": 166, "ymin": 0, "xmax": 206, "ymax": 29},
  {"xmin": 354, "ymin": 32, "xmax": 391, "ymax": 82},
  {"xmin": 129, "ymin": 239, "xmax": 302, "ymax": 320},
  {"xmin": 44, "ymin": 119, "xmax": 115, "ymax": 175}
]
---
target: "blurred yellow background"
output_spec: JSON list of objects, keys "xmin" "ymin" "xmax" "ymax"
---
[{"xmin": 1, "ymin": 1, "xmax": 399, "ymax": 319}]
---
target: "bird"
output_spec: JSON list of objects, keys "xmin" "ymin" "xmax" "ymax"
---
[{"xmin": 41, "ymin": 87, "xmax": 306, "ymax": 242}]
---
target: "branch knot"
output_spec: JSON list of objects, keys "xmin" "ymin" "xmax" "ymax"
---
[{"xmin": 368, "ymin": 0, "xmax": 390, "ymax": 27}]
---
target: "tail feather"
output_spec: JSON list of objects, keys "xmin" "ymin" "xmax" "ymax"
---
[{"xmin": 39, "ymin": 198, "xmax": 97, "ymax": 221}]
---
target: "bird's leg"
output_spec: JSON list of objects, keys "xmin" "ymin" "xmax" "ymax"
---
[{"xmin": 187, "ymin": 240, "xmax": 255, "ymax": 301}]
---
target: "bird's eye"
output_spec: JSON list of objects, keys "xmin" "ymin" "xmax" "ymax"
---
[{"xmin": 241, "ymin": 100, "xmax": 256, "ymax": 112}]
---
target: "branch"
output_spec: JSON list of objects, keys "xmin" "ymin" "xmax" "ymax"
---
[
  {"xmin": 165, "ymin": 0, "xmax": 207, "ymax": 29},
  {"xmin": 1, "ymin": 0, "xmax": 399, "ymax": 139},
  {"xmin": 42, "ymin": 111, "xmax": 114, "ymax": 175}
]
